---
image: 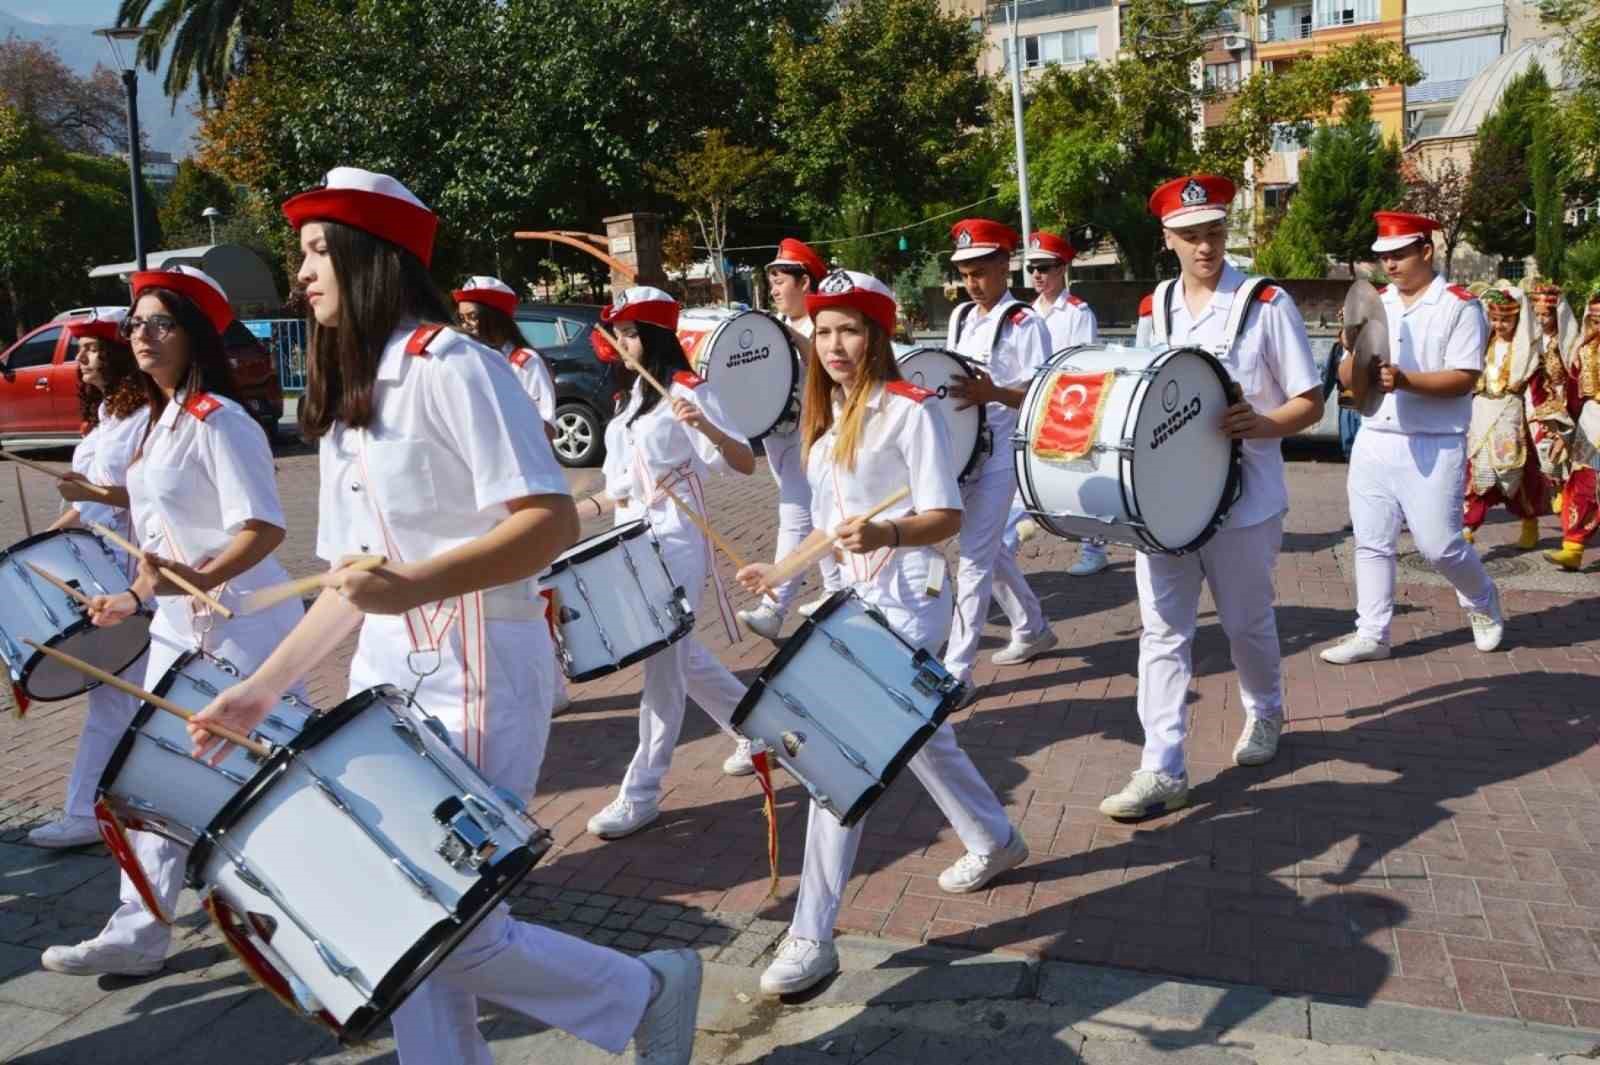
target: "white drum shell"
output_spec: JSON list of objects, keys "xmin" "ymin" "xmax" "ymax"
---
[
  {"xmin": 895, "ymin": 347, "xmax": 985, "ymax": 480},
  {"xmin": 678, "ymin": 309, "xmax": 798, "ymax": 439}
]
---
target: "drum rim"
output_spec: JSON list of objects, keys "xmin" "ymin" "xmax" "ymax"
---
[
  {"xmin": 895, "ymin": 346, "xmax": 988, "ymax": 482},
  {"xmin": 0, "ymin": 525, "xmax": 108, "ymax": 561},
  {"xmin": 560, "ymin": 606, "xmax": 695, "ymax": 683},
  {"xmin": 691, "ymin": 310, "xmax": 799, "ymax": 441},
  {"xmin": 96, "ymin": 646, "xmax": 210, "ymax": 837},
  {"xmin": 541, "ymin": 517, "xmax": 650, "ymax": 576},
  {"xmin": 21, "ymin": 610, "xmax": 152, "ymax": 701}
]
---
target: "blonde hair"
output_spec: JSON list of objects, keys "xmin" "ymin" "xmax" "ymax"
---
[{"xmin": 799, "ymin": 311, "xmax": 902, "ymax": 472}]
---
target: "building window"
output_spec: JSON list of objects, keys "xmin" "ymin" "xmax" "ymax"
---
[
  {"xmin": 1500, "ymin": 259, "xmax": 1526, "ymax": 281},
  {"xmin": 1204, "ymin": 61, "xmax": 1242, "ymax": 92},
  {"xmin": 1261, "ymin": 4, "xmax": 1312, "ymax": 42},
  {"xmin": 1262, "ymin": 186, "xmax": 1295, "ymax": 213},
  {"xmin": 1270, "ymin": 123, "xmax": 1308, "ymax": 153},
  {"xmin": 1315, "ymin": 0, "xmax": 1378, "ymax": 30},
  {"xmin": 1010, "ymin": 27, "xmax": 1099, "ymax": 69}
]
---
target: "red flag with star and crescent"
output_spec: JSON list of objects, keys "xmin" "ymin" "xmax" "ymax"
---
[{"xmin": 1030, "ymin": 370, "xmax": 1115, "ymax": 462}]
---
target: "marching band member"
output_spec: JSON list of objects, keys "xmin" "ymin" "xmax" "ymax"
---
[
  {"xmin": 736, "ymin": 270, "xmax": 1026, "ymax": 995},
  {"xmin": 1322, "ymin": 212, "xmax": 1503, "ymax": 664},
  {"xmin": 736, "ymin": 238, "xmax": 845, "ymax": 649},
  {"xmin": 43, "ymin": 266, "xmax": 305, "ymax": 976},
  {"xmin": 942, "ymin": 219, "xmax": 1056, "ymax": 696},
  {"xmin": 189, "ymin": 169, "xmax": 701, "ymax": 1065},
  {"xmin": 579, "ymin": 286, "xmax": 758, "ymax": 837},
  {"xmin": 1107, "ymin": 175, "xmax": 1322, "ymax": 819},
  {"xmin": 1546, "ymin": 288, "xmax": 1600, "ymax": 569},
  {"xmin": 28, "ymin": 310, "xmax": 150, "ymax": 849},
  {"xmin": 454, "ymin": 275, "xmax": 558, "ymax": 421}
]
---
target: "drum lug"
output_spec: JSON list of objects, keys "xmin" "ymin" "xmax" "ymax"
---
[
  {"xmin": 909, "ymin": 651, "xmax": 959, "ymax": 698},
  {"xmin": 433, "ymin": 795, "xmax": 501, "ymax": 872},
  {"xmin": 1092, "ymin": 439, "xmax": 1136, "ymax": 456}
]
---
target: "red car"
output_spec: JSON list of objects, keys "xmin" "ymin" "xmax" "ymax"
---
[{"xmin": 0, "ymin": 307, "xmax": 283, "ymax": 442}]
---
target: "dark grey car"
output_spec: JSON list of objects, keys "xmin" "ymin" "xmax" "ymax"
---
[{"xmin": 513, "ymin": 302, "xmax": 618, "ymax": 468}]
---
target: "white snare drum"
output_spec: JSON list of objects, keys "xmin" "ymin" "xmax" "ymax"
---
[
  {"xmin": 1014, "ymin": 345, "xmax": 1241, "ymax": 554},
  {"xmin": 731, "ymin": 591, "xmax": 962, "ymax": 826},
  {"xmin": 895, "ymin": 346, "xmax": 987, "ymax": 480},
  {"xmin": 677, "ymin": 308, "xmax": 799, "ymax": 439},
  {"xmin": 187, "ymin": 686, "xmax": 552, "ymax": 1043},
  {"xmin": 0, "ymin": 528, "xmax": 151, "ymax": 700},
  {"xmin": 538, "ymin": 519, "xmax": 693, "ymax": 681},
  {"xmin": 97, "ymin": 651, "xmax": 314, "ymax": 844}
]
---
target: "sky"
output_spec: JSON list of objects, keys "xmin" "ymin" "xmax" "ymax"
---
[{"xmin": 0, "ymin": 1, "xmax": 122, "ymax": 25}]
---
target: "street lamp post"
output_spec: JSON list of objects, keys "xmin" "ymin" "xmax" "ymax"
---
[
  {"xmin": 1003, "ymin": 1, "xmax": 1033, "ymax": 253},
  {"xmin": 94, "ymin": 26, "xmax": 148, "ymax": 271},
  {"xmin": 203, "ymin": 206, "xmax": 222, "ymax": 244}
]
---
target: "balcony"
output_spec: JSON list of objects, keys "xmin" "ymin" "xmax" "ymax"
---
[
  {"xmin": 1404, "ymin": 3, "xmax": 1506, "ymax": 41},
  {"xmin": 988, "ymin": 0, "xmax": 1112, "ymax": 20},
  {"xmin": 1313, "ymin": 0, "xmax": 1379, "ymax": 31}
]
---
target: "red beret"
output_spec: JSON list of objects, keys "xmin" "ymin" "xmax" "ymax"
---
[
  {"xmin": 951, "ymin": 218, "xmax": 1020, "ymax": 262},
  {"xmin": 1025, "ymin": 231, "xmax": 1076, "ymax": 264},
  {"xmin": 283, "ymin": 167, "xmax": 439, "ymax": 267}
]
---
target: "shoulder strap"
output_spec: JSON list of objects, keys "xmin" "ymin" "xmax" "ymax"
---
[
  {"xmin": 1153, "ymin": 280, "xmax": 1178, "ymax": 346},
  {"xmin": 946, "ymin": 302, "xmax": 974, "ymax": 349},
  {"xmin": 1219, "ymin": 276, "xmax": 1277, "ymax": 358},
  {"xmin": 405, "ymin": 324, "xmax": 446, "ymax": 357}
]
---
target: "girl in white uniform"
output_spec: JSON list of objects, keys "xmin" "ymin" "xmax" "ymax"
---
[
  {"xmin": 736, "ymin": 270, "xmax": 1027, "ymax": 996},
  {"xmin": 41, "ymin": 266, "xmax": 305, "ymax": 977},
  {"xmin": 189, "ymin": 168, "xmax": 700, "ymax": 1065},
  {"xmin": 581, "ymin": 286, "xmax": 758, "ymax": 840},
  {"xmin": 27, "ymin": 310, "xmax": 151, "ymax": 849}
]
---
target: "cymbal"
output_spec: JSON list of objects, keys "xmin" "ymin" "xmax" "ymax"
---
[{"xmin": 1343, "ymin": 280, "xmax": 1389, "ymax": 417}]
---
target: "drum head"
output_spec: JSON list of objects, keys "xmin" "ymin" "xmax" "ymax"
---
[
  {"xmin": 684, "ymin": 311, "xmax": 796, "ymax": 439},
  {"xmin": 896, "ymin": 348, "xmax": 983, "ymax": 477},
  {"xmin": 26, "ymin": 614, "xmax": 151, "ymax": 700},
  {"xmin": 1127, "ymin": 350, "xmax": 1235, "ymax": 551}
]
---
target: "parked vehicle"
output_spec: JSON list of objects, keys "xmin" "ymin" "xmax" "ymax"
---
[{"xmin": 513, "ymin": 302, "xmax": 617, "ymax": 468}]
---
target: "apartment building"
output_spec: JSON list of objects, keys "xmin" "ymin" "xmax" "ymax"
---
[{"xmin": 947, "ymin": 0, "xmax": 1121, "ymax": 80}]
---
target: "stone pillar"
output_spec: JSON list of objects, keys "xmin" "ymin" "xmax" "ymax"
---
[{"xmin": 603, "ymin": 212, "xmax": 667, "ymax": 293}]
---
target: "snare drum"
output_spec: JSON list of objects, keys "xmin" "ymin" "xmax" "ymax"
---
[
  {"xmin": 1014, "ymin": 345, "xmax": 1241, "ymax": 554},
  {"xmin": 538, "ymin": 519, "xmax": 693, "ymax": 681},
  {"xmin": 187, "ymin": 686, "xmax": 552, "ymax": 1042},
  {"xmin": 731, "ymin": 591, "xmax": 963, "ymax": 827},
  {"xmin": 677, "ymin": 308, "xmax": 799, "ymax": 439},
  {"xmin": 97, "ymin": 651, "xmax": 315, "ymax": 844},
  {"xmin": 0, "ymin": 529, "xmax": 151, "ymax": 700},
  {"xmin": 895, "ymin": 346, "xmax": 987, "ymax": 480}
]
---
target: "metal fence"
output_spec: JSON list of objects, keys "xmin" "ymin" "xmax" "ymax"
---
[{"xmin": 244, "ymin": 318, "xmax": 308, "ymax": 393}]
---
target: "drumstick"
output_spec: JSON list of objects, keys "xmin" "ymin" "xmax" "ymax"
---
[
  {"xmin": 25, "ymin": 562, "xmax": 95, "ymax": 607},
  {"xmin": 765, "ymin": 486, "xmax": 912, "ymax": 590},
  {"xmin": 23, "ymin": 639, "xmax": 270, "ymax": 757},
  {"xmin": 0, "ymin": 450, "xmax": 114, "ymax": 498},
  {"xmin": 237, "ymin": 555, "xmax": 387, "ymax": 615},
  {"xmin": 594, "ymin": 324, "xmax": 672, "ymax": 401},
  {"xmin": 15, "ymin": 466, "xmax": 32, "ymax": 538},
  {"xmin": 87, "ymin": 521, "xmax": 236, "ymax": 620},
  {"xmin": 658, "ymin": 484, "xmax": 749, "ymax": 570}
]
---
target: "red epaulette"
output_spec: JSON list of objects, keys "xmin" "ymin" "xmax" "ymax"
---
[
  {"xmin": 1008, "ymin": 305, "xmax": 1032, "ymax": 327},
  {"xmin": 672, "ymin": 370, "xmax": 706, "ymax": 389},
  {"xmin": 183, "ymin": 392, "xmax": 222, "ymax": 422},
  {"xmin": 508, "ymin": 347, "xmax": 536, "ymax": 368},
  {"xmin": 886, "ymin": 380, "xmax": 935, "ymax": 403},
  {"xmin": 1066, "ymin": 294, "xmax": 1085, "ymax": 307},
  {"xmin": 405, "ymin": 324, "xmax": 447, "ymax": 357},
  {"xmin": 1447, "ymin": 284, "xmax": 1475, "ymax": 301},
  {"xmin": 1375, "ymin": 284, "xmax": 1390, "ymax": 294},
  {"xmin": 1138, "ymin": 294, "xmax": 1154, "ymax": 318},
  {"xmin": 1256, "ymin": 285, "xmax": 1280, "ymax": 303}
]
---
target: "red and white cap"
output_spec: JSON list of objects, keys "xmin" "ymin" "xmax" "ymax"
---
[
  {"xmin": 602, "ymin": 285, "xmax": 679, "ymax": 332},
  {"xmin": 1025, "ymin": 231, "xmax": 1077, "ymax": 265},
  {"xmin": 950, "ymin": 218, "xmax": 1020, "ymax": 263},
  {"xmin": 282, "ymin": 167, "xmax": 439, "ymax": 267},
  {"xmin": 63, "ymin": 308, "xmax": 128, "ymax": 344},
  {"xmin": 452, "ymin": 275, "xmax": 518, "ymax": 316},
  {"xmin": 1371, "ymin": 211, "xmax": 1440, "ymax": 254},
  {"xmin": 1148, "ymin": 175, "xmax": 1235, "ymax": 229},
  {"xmin": 767, "ymin": 238, "xmax": 827, "ymax": 284},
  {"xmin": 805, "ymin": 270, "xmax": 897, "ymax": 336},
  {"xmin": 130, "ymin": 265, "xmax": 234, "ymax": 336}
]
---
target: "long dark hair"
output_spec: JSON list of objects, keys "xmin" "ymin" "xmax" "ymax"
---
[
  {"xmin": 298, "ymin": 221, "xmax": 453, "ymax": 439},
  {"xmin": 77, "ymin": 336, "xmax": 147, "ymax": 429},
  {"xmin": 625, "ymin": 321, "xmax": 692, "ymax": 426},
  {"xmin": 129, "ymin": 288, "xmax": 240, "ymax": 444},
  {"xmin": 462, "ymin": 302, "xmax": 523, "ymax": 351}
]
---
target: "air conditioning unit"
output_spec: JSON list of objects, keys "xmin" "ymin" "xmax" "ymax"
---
[{"xmin": 1222, "ymin": 34, "xmax": 1248, "ymax": 51}]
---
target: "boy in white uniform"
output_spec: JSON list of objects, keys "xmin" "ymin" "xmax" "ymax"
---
[
  {"xmin": 1321, "ymin": 211, "xmax": 1503, "ymax": 664},
  {"xmin": 1102, "ymin": 175, "xmax": 1323, "ymax": 820}
]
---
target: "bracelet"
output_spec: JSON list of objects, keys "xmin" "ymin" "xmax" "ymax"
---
[{"xmin": 887, "ymin": 520, "xmax": 900, "ymax": 547}]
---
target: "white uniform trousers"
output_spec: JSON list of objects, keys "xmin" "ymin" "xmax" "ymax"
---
[
  {"xmin": 62, "ymin": 663, "xmax": 144, "ymax": 819},
  {"xmin": 991, "ymin": 494, "xmax": 1044, "ymax": 641},
  {"xmin": 945, "ymin": 463, "xmax": 1043, "ymax": 682},
  {"xmin": 1347, "ymin": 429, "xmax": 1495, "ymax": 642},
  {"xmin": 790, "ymin": 590, "xmax": 1012, "ymax": 942},
  {"xmin": 763, "ymin": 428, "xmax": 841, "ymax": 611},
  {"xmin": 1134, "ymin": 515, "xmax": 1285, "ymax": 778}
]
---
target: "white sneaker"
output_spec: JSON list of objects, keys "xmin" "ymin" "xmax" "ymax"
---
[
  {"xmin": 1232, "ymin": 716, "xmax": 1282, "ymax": 767},
  {"xmin": 27, "ymin": 815, "xmax": 101, "ymax": 849},
  {"xmin": 759, "ymin": 936, "xmax": 839, "ymax": 996},
  {"xmin": 587, "ymin": 795, "xmax": 660, "ymax": 839},
  {"xmin": 991, "ymin": 628, "xmax": 1059, "ymax": 666},
  {"xmin": 1015, "ymin": 518, "xmax": 1040, "ymax": 544},
  {"xmin": 1318, "ymin": 633, "xmax": 1390, "ymax": 665},
  {"xmin": 737, "ymin": 603, "xmax": 784, "ymax": 643},
  {"xmin": 41, "ymin": 938, "xmax": 162, "ymax": 977},
  {"xmin": 796, "ymin": 594, "xmax": 833, "ymax": 619},
  {"xmin": 634, "ymin": 948, "xmax": 702, "ymax": 1064},
  {"xmin": 938, "ymin": 828, "xmax": 1029, "ymax": 894},
  {"xmin": 1098, "ymin": 770, "xmax": 1189, "ymax": 820},
  {"xmin": 722, "ymin": 738, "xmax": 755, "ymax": 777},
  {"xmin": 1469, "ymin": 585, "xmax": 1504, "ymax": 652},
  {"xmin": 1068, "ymin": 543, "xmax": 1109, "ymax": 576}
]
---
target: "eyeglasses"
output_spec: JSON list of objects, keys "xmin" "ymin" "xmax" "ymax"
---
[
  {"xmin": 457, "ymin": 312, "xmax": 482, "ymax": 327},
  {"xmin": 1028, "ymin": 263, "xmax": 1062, "ymax": 274},
  {"xmin": 119, "ymin": 314, "xmax": 178, "ymax": 340}
]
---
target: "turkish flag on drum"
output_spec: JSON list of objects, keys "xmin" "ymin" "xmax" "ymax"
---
[{"xmin": 1031, "ymin": 370, "xmax": 1115, "ymax": 462}]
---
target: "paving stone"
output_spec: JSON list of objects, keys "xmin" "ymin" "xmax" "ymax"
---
[{"xmin": 1309, "ymin": 1000, "xmax": 1600, "ymax": 1064}]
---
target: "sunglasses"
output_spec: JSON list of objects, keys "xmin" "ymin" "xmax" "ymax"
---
[
  {"xmin": 119, "ymin": 314, "xmax": 179, "ymax": 340},
  {"xmin": 1028, "ymin": 263, "xmax": 1063, "ymax": 274}
]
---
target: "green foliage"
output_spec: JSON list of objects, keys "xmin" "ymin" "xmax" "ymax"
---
[
  {"xmin": 116, "ymin": 0, "xmax": 294, "ymax": 105},
  {"xmin": 158, "ymin": 158, "xmax": 235, "ymax": 245},
  {"xmin": 1462, "ymin": 66, "xmax": 1551, "ymax": 263},
  {"xmin": 1254, "ymin": 209, "xmax": 1328, "ymax": 279},
  {"xmin": 1563, "ymin": 233, "xmax": 1600, "ymax": 302},
  {"xmin": 1531, "ymin": 110, "xmax": 1566, "ymax": 282},
  {"xmin": 1538, "ymin": 0, "xmax": 1600, "ymax": 182},
  {"xmin": 1282, "ymin": 94, "xmax": 1403, "ymax": 275},
  {"xmin": 646, "ymin": 130, "xmax": 774, "ymax": 302}
]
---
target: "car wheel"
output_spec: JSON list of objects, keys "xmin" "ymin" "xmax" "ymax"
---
[{"xmin": 552, "ymin": 403, "xmax": 602, "ymax": 467}]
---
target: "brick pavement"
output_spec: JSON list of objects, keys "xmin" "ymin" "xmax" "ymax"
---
[{"xmin": 2, "ymin": 441, "xmax": 1598, "ymax": 1033}]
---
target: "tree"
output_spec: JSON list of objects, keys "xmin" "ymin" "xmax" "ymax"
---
[
  {"xmin": 1400, "ymin": 154, "xmax": 1470, "ymax": 279},
  {"xmin": 1255, "ymin": 208, "xmax": 1329, "ymax": 279},
  {"xmin": 647, "ymin": 130, "xmax": 774, "ymax": 303},
  {"xmin": 158, "ymin": 158, "xmax": 235, "ymax": 245},
  {"xmin": 1539, "ymin": 0, "xmax": 1600, "ymax": 182},
  {"xmin": 1461, "ymin": 66, "xmax": 1550, "ymax": 264},
  {"xmin": 0, "ymin": 37, "xmax": 128, "ymax": 154},
  {"xmin": 1280, "ymin": 93, "xmax": 1403, "ymax": 277},
  {"xmin": 115, "ymin": 0, "xmax": 293, "ymax": 105},
  {"xmin": 1531, "ymin": 109, "xmax": 1566, "ymax": 283}
]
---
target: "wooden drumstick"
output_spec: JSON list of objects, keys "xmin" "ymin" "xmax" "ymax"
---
[
  {"xmin": 87, "ymin": 521, "xmax": 236, "ymax": 620},
  {"xmin": 15, "ymin": 466, "xmax": 32, "ymax": 538},
  {"xmin": 658, "ymin": 484, "xmax": 749, "ymax": 571},
  {"xmin": 765, "ymin": 486, "xmax": 912, "ymax": 590},
  {"xmin": 23, "ymin": 639, "xmax": 270, "ymax": 757},
  {"xmin": 25, "ymin": 562, "xmax": 95, "ymax": 607},
  {"xmin": 237, "ymin": 555, "xmax": 387, "ymax": 615}
]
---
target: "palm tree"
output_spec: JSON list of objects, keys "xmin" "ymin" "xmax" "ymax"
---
[{"xmin": 114, "ymin": 0, "xmax": 291, "ymax": 104}]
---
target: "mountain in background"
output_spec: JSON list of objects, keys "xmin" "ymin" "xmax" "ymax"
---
[{"xmin": 0, "ymin": 8, "xmax": 199, "ymax": 156}]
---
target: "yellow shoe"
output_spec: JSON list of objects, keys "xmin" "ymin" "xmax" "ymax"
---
[
  {"xmin": 1553, "ymin": 492, "xmax": 1564, "ymax": 514},
  {"xmin": 1518, "ymin": 517, "xmax": 1540, "ymax": 550},
  {"xmin": 1463, "ymin": 527, "xmax": 1475, "ymax": 544},
  {"xmin": 1544, "ymin": 541, "xmax": 1584, "ymax": 571}
]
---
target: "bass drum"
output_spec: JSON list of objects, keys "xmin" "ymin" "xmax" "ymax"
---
[
  {"xmin": 894, "ymin": 347, "xmax": 986, "ymax": 481},
  {"xmin": 677, "ymin": 308, "xmax": 799, "ymax": 440},
  {"xmin": 1014, "ymin": 344, "xmax": 1241, "ymax": 554}
]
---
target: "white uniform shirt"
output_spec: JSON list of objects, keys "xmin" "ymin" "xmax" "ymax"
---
[
  {"xmin": 1364, "ymin": 274, "xmax": 1486, "ymax": 436},
  {"xmin": 1135, "ymin": 263, "xmax": 1319, "ymax": 530},
  {"xmin": 807, "ymin": 383, "xmax": 963, "ymax": 611},
  {"xmin": 602, "ymin": 374, "xmax": 747, "ymax": 534},
  {"xmin": 950, "ymin": 293, "xmax": 1052, "ymax": 477},
  {"xmin": 1033, "ymin": 290, "xmax": 1098, "ymax": 353},
  {"xmin": 504, "ymin": 343, "xmax": 558, "ymax": 422},
  {"xmin": 72, "ymin": 402, "xmax": 151, "ymax": 543},
  {"xmin": 785, "ymin": 314, "xmax": 814, "ymax": 341}
]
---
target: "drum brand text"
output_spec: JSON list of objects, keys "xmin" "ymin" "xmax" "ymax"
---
[
  {"xmin": 1149, "ymin": 396, "xmax": 1202, "ymax": 450},
  {"xmin": 728, "ymin": 346, "xmax": 772, "ymax": 368}
]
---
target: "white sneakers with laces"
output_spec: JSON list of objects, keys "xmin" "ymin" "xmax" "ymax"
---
[
  {"xmin": 1319, "ymin": 633, "xmax": 1390, "ymax": 665},
  {"xmin": 991, "ymin": 628, "xmax": 1059, "ymax": 666},
  {"xmin": 1068, "ymin": 542, "xmax": 1109, "ymax": 576},
  {"xmin": 737, "ymin": 603, "xmax": 785, "ymax": 643},
  {"xmin": 632, "ymin": 948, "xmax": 703, "ymax": 1064},
  {"xmin": 937, "ymin": 828, "xmax": 1029, "ymax": 894},
  {"xmin": 1468, "ymin": 584, "xmax": 1505, "ymax": 652},
  {"xmin": 41, "ymin": 937, "xmax": 162, "ymax": 977},
  {"xmin": 722, "ymin": 738, "xmax": 755, "ymax": 776},
  {"xmin": 1232, "ymin": 716, "xmax": 1282, "ymax": 766},
  {"xmin": 1099, "ymin": 770, "xmax": 1189, "ymax": 820},
  {"xmin": 27, "ymin": 815, "xmax": 101, "ymax": 849},
  {"xmin": 587, "ymin": 795, "xmax": 660, "ymax": 839},
  {"xmin": 759, "ymin": 936, "xmax": 839, "ymax": 996}
]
